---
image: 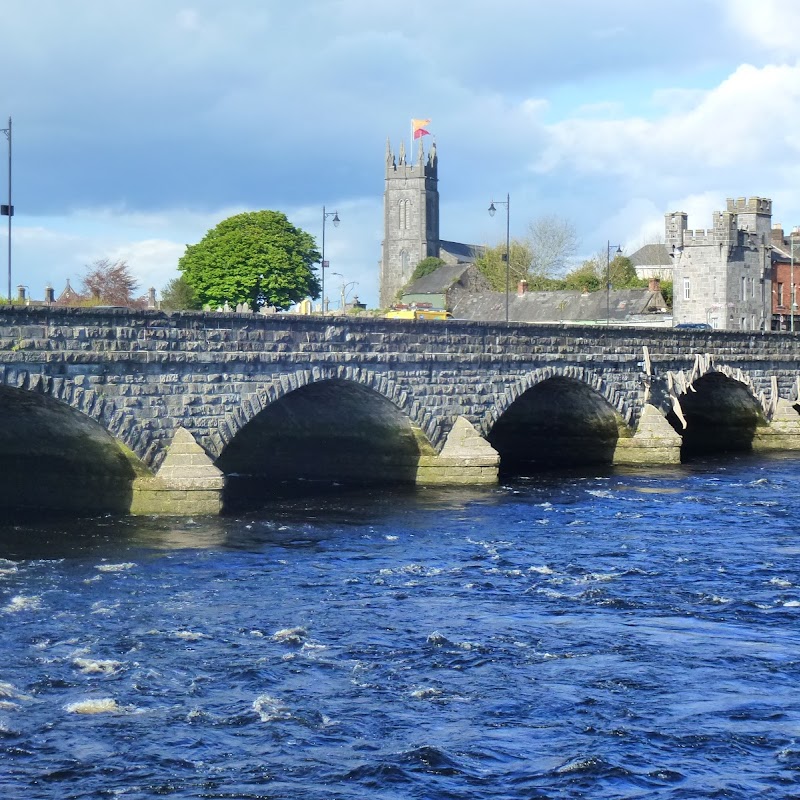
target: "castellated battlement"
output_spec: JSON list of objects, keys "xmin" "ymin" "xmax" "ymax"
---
[{"xmin": 726, "ymin": 196, "xmax": 772, "ymax": 215}]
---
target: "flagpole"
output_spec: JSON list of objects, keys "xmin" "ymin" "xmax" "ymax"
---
[{"xmin": 410, "ymin": 119, "xmax": 413, "ymax": 166}]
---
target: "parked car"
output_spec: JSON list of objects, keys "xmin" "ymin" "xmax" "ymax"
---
[{"xmin": 675, "ymin": 322, "xmax": 713, "ymax": 330}]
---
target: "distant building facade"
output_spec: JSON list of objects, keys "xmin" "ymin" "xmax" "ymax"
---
[
  {"xmin": 769, "ymin": 222, "xmax": 800, "ymax": 331},
  {"xmin": 667, "ymin": 197, "xmax": 773, "ymax": 331},
  {"xmin": 629, "ymin": 243, "xmax": 673, "ymax": 282},
  {"xmin": 379, "ymin": 138, "xmax": 482, "ymax": 308}
]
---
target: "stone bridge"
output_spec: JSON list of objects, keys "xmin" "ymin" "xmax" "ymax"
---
[{"xmin": 2, "ymin": 306, "xmax": 800, "ymax": 515}]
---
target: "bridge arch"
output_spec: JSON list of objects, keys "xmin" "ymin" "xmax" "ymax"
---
[
  {"xmin": 0, "ymin": 367, "xmax": 156, "ymax": 465},
  {"xmin": 665, "ymin": 360, "xmax": 771, "ymax": 456},
  {"xmin": 483, "ymin": 368, "xmax": 633, "ymax": 473},
  {"xmin": 212, "ymin": 369, "xmax": 437, "ymax": 503},
  {"xmin": 209, "ymin": 365, "xmax": 438, "ymax": 458},
  {"xmin": 0, "ymin": 378, "xmax": 151, "ymax": 514}
]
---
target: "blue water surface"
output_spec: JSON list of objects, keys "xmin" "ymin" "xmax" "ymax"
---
[{"xmin": 1, "ymin": 455, "xmax": 799, "ymax": 799}]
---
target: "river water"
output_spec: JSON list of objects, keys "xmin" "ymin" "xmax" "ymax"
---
[{"xmin": 1, "ymin": 455, "xmax": 799, "ymax": 799}]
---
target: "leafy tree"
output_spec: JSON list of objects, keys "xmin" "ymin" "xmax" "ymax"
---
[
  {"xmin": 563, "ymin": 258, "xmax": 604, "ymax": 292},
  {"xmin": 659, "ymin": 280, "xmax": 673, "ymax": 308},
  {"xmin": 161, "ymin": 275, "xmax": 201, "ymax": 311},
  {"xmin": 563, "ymin": 253, "xmax": 645, "ymax": 293},
  {"xmin": 476, "ymin": 215, "xmax": 579, "ymax": 291},
  {"xmin": 178, "ymin": 211, "xmax": 321, "ymax": 310},
  {"xmin": 475, "ymin": 240, "xmax": 535, "ymax": 292},
  {"xmin": 410, "ymin": 256, "xmax": 446, "ymax": 283},
  {"xmin": 81, "ymin": 258, "xmax": 139, "ymax": 305}
]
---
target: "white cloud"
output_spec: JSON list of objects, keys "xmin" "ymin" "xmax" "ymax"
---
[
  {"xmin": 723, "ymin": 0, "xmax": 800, "ymax": 58},
  {"xmin": 534, "ymin": 63, "xmax": 800, "ymax": 188}
]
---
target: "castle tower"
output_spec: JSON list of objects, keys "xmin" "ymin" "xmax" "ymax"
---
[
  {"xmin": 379, "ymin": 137, "xmax": 440, "ymax": 308},
  {"xmin": 668, "ymin": 197, "xmax": 773, "ymax": 331}
]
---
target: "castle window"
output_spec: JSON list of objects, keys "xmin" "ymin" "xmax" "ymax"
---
[
  {"xmin": 778, "ymin": 282, "xmax": 784, "ymax": 306},
  {"xmin": 400, "ymin": 249, "xmax": 409, "ymax": 276},
  {"xmin": 683, "ymin": 278, "xmax": 690, "ymax": 300}
]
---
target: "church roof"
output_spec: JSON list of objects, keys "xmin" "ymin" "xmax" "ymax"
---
[{"xmin": 439, "ymin": 240, "xmax": 485, "ymax": 263}]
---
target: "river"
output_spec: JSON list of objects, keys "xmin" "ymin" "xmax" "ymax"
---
[{"xmin": 1, "ymin": 454, "xmax": 799, "ymax": 799}]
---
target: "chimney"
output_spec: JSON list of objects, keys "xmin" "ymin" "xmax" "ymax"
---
[
  {"xmin": 772, "ymin": 222, "xmax": 785, "ymax": 248},
  {"xmin": 648, "ymin": 277, "xmax": 661, "ymax": 293},
  {"xmin": 517, "ymin": 279, "xmax": 528, "ymax": 296},
  {"xmin": 45, "ymin": 285, "xmax": 55, "ymax": 304},
  {"xmin": 16, "ymin": 285, "xmax": 25, "ymax": 302}
]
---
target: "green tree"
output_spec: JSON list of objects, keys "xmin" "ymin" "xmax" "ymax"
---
[
  {"xmin": 179, "ymin": 211, "xmax": 321, "ymax": 310},
  {"xmin": 475, "ymin": 240, "xmax": 535, "ymax": 292},
  {"xmin": 609, "ymin": 254, "xmax": 643, "ymax": 288},
  {"xmin": 659, "ymin": 280, "xmax": 673, "ymax": 308},
  {"xmin": 161, "ymin": 275, "xmax": 201, "ymax": 311},
  {"xmin": 409, "ymin": 256, "xmax": 446, "ymax": 283},
  {"xmin": 563, "ymin": 258, "xmax": 603, "ymax": 292}
]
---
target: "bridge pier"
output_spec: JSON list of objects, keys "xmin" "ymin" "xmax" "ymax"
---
[
  {"xmin": 416, "ymin": 417, "xmax": 499, "ymax": 485},
  {"xmin": 753, "ymin": 398, "xmax": 800, "ymax": 452},
  {"xmin": 612, "ymin": 404, "xmax": 682, "ymax": 466},
  {"xmin": 131, "ymin": 427, "xmax": 225, "ymax": 516}
]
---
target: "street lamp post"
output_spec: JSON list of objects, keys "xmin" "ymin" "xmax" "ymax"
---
[
  {"xmin": 320, "ymin": 206, "xmax": 340, "ymax": 315},
  {"xmin": 1, "ymin": 117, "xmax": 12, "ymax": 303},
  {"xmin": 606, "ymin": 241, "xmax": 622, "ymax": 325},
  {"xmin": 488, "ymin": 193, "xmax": 510, "ymax": 323},
  {"xmin": 332, "ymin": 271, "xmax": 359, "ymax": 310}
]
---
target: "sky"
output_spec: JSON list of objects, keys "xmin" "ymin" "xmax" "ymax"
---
[{"xmin": 2, "ymin": 0, "xmax": 800, "ymax": 309}]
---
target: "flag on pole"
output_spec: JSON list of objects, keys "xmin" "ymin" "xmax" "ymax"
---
[{"xmin": 412, "ymin": 118, "xmax": 431, "ymax": 139}]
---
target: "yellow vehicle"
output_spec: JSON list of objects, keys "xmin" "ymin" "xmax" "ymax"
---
[{"xmin": 385, "ymin": 305, "xmax": 452, "ymax": 321}]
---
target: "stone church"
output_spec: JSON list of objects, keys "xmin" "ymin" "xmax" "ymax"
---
[{"xmin": 379, "ymin": 137, "xmax": 481, "ymax": 308}]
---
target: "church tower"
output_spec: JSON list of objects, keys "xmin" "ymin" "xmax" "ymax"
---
[{"xmin": 379, "ymin": 137, "xmax": 440, "ymax": 308}]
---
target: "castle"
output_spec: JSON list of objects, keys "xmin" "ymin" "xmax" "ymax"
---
[
  {"xmin": 379, "ymin": 137, "xmax": 481, "ymax": 307},
  {"xmin": 668, "ymin": 197, "xmax": 775, "ymax": 331}
]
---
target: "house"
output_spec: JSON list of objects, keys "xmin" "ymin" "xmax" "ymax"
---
[
  {"xmin": 451, "ymin": 278, "xmax": 669, "ymax": 326},
  {"xmin": 629, "ymin": 243, "xmax": 673, "ymax": 282},
  {"xmin": 400, "ymin": 263, "xmax": 490, "ymax": 309},
  {"xmin": 769, "ymin": 223, "xmax": 800, "ymax": 331}
]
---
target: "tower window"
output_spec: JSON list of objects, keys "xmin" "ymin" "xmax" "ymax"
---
[
  {"xmin": 398, "ymin": 199, "xmax": 411, "ymax": 230},
  {"xmin": 683, "ymin": 278, "xmax": 690, "ymax": 300}
]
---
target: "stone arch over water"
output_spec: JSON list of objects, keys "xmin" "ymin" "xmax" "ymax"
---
[
  {"xmin": 484, "ymin": 370, "xmax": 631, "ymax": 473},
  {"xmin": 215, "ymin": 374, "xmax": 436, "ymax": 504},
  {"xmin": 666, "ymin": 369, "xmax": 769, "ymax": 457},
  {"xmin": 0, "ymin": 382, "xmax": 150, "ymax": 514}
]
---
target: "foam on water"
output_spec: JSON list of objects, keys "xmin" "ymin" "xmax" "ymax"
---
[
  {"xmin": 95, "ymin": 562, "xmax": 136, "ymax": 573},
  {"xmin": 272, "ymin": 626, "xmax": 308, "ymax": 644},
  {"xmin": 65, "ymin": 698, "xmax": 122, "ymax": 714},
  {"xmin": 252, "ymin": 694, "xmax": 291, "ymax": 723},
  {"xmin": 73, "ymin": 658, "xmax": 124, "ymax": 676},
  {"xmin": 3, "ymin": 594, "xmax": 41, "ymax": 613}
]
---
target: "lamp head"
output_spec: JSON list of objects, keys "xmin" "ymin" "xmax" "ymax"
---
[
  {"xmin": 332, "ymin": 212, "xmax": 340, "ymax": 227},
  {"xmin": 488, "ymin": 202, "xmax": 496, "ymax": 217},
  {"xmin": 616, "ymin": 245, "xmax": 622, "ymax": 255}
]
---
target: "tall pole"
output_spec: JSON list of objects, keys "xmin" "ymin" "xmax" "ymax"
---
[
  {"xmin": 606, "ymin": 240, "xmax": 611, "ymax": 326},
  {"xmin": 1, "ymin": 117, "xmax": 11, "ymax": 303},
  {"xmin": 321, "ymin": 206, "xmax": 326, "ymax": 315},
  {"xmin": 320, "ymin": 207, "xmax": 340, "ymax": 315},
  {"xmin": 505, "ymin": 192, "xmax": 510, "ymax": 324},
  {"xmin": 6, "ymin": 117, "xmax": 9, "ymax": 304},
  {"xmin": 789, "ymin": 236, "xmax": 794, "ymax": 333}
]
